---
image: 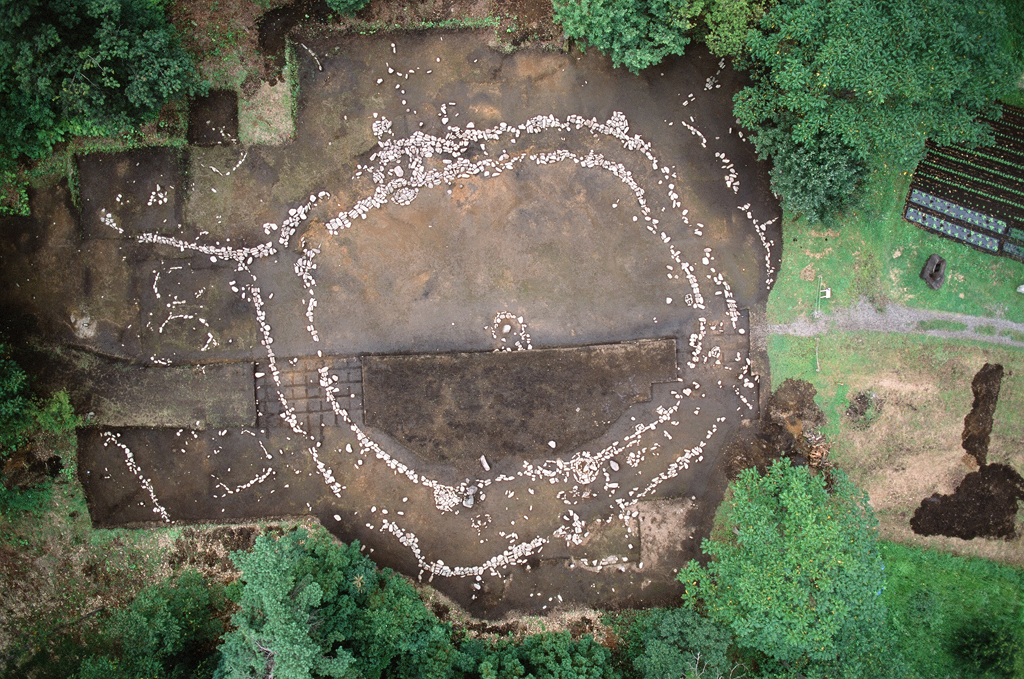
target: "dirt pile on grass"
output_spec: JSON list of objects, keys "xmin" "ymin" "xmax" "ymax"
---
[
  {"xmin": 911, "ymin": 363, "xmax": 1024, "ymax": 540},
  {"xmin": 725, "ymin": 378, "xmax": 826, "ymax": 478}
]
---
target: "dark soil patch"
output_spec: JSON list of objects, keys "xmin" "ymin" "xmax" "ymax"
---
[
  {"xmin": 961, "ymin": 362, "xmax": 1003, "ymax": 466},
  {"xmin": 362, "ymin": 339, "xmax": 677, "ymax": 464},
  {"xmin": 567, "ymin": 616, "xmax": 595, "ymax": 639},
  {"xmin": 845, "ymin": 391, "xmax": 883, "ymax": 428},
  {"xmin": 910, "ymin": 464, "xmax": 1024, "ymax": 540},
  {"xmin": 725, "ymin": 378, "xmax": 825, "ymax": 478},
  {"xmin": 430, "ymin": 601, "xmax": 451, "ymax": 621},
  {"xmin": 911, "ymin": 362, "xmax": 1024, "ymax": 541},
  {"xmin": 28, "ymin": 345, "xmax": 256, "ymax": 429},
  {"xmin": 76, "ymin": 148, "xmax": 183, "ymax": 240},
  {"xmin": 2, "ymin": 448, "xmax": 63, "ymax": 490},
  {"xmin": 3, "ymin": 212, "xmax": 47, "ymax": 257},
  {"xmin": 257, "ymin": 0, "xmax": 332, "ymax": 77},
  {"xmin": 187, "ymin": 89, "xmax": 240, "ymax": 146},
  {"xmin": 462, "ymin": 619, "xmax": 528, "ymax": 636}
]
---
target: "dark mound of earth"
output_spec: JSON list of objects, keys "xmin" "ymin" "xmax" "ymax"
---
[
  {"xmin": 911, "ymin": 362, "xmax": 1024, "ymax": 541},
  {"xmin": 962, "ymin": 362, "xmax": 1003, "ymax": 466},
  {"xmin": 725, "ymin": 378, "xmax": 825, "ymax": 478},
  {"xmin": 911, "ymin": 464, "xmax": 1024, "ymax": 540}
]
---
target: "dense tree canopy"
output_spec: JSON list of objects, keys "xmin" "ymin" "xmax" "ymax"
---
[
  {"xmin": 0, "ymin": 341, "xmax": 78, "ymax": 509},
  {"xmin": 734, "ymin": 0, "xmax": 1022, "ymax": 219},
  {"xmin": 552, "ymin": 0, "xmax": 700, "ymax": 73},
  {"xmin": 74, "ymin": 571, "xmax": 230, "ymax": 679},
  {"xmin": 700, "ymin": 0, "xmax": 774, "ymax": 58},
  {"xmin": 627, "ymin": 608, "xmax": 732, "ymax": 679},
  {"xmin": 216, "ymin": 527, "xmax": 621, "ymax": 679},
  {"xmin": 0, "ymin": 0, "xmax": 202, "ymax": 169},
  {"xmin": 217, "ymin": 527, "xmax": 458, "ymax": 679},
  {"xmin": 678, "ymin": 459, "xmax": 904, "ymax": 678},
  {"xmin": 0, "ymin": 343, "xmax": 37, "ymax": 457}
]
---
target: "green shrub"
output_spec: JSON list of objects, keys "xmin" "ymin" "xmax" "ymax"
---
[
  {"xmin": 457, "ymin": 632, "xmax": 617, "ymax": 679},
  {"xmin": 0, "ymin": 342, "xmax": 80, "ymax": 515},
  {"xmin": 629, "ymin": 608, "xmax": 732, "ymax": 679},
  {"xmin": 0, "ymin": 0, "xmax": 203, "ymax": 173},
  {"xmin": 325, "ymin": 0, "xmax": 371, "ymax": 16},
  {"xmin": 700, "ymin": 0, "xmax": 775, "ymax": 58},
  {"xmin": 947, "ymin": 614, "xmax": 1021, "ymax": 679},
  {"xmin": 75, "ymin": 571, "xmax": 231, "ymax": 679},
  {"xmin": 749, "ymin": 119, "xmax": 867, "ymax": 223},
  {"xmin": 552, "ymin": 0, "xmax": 700, "ymax": 73},
  {"xmin": 217, "ymin": 527, "xmax": 458, "ymax": 679},
  {"xmin": 679, "ymin": 459, "xmax": 906, "ymax": 678},
  {"xmin": 0, "ymin": 343, "xmax": 36, "ymax": 457}
]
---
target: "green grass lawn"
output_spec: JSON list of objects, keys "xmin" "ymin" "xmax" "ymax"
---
[
  {"xmin": 767, "ymin": 164, "xmax": 1024, "ymax": 326},
  {"xmin": 881, "ymin": 541, "xmax": 1024, "ymax": 679}
]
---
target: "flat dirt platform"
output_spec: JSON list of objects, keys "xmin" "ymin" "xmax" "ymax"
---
[
  {"xmin": 363, "ymin": 339, "xmax": 677, "ymax": 465},
  {"xmin": 0, "ymin": 30, "xmax": 781, "ymax": 617}
]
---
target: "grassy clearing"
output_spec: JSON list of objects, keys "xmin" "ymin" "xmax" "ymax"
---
[
  {"xmin": 767, "ymin": 331, "xmax": 1024, "ymax": 565},
  {"xmin": 881, "ymin": 541, "xmax": 1024, "ymax": 679},
  {"xmin": 767, "ymin": 163, "xmax": 1024, "ymax": 326},
  {"xmin": 916, "ymin": 319, "xmax": 969, "ymax": 332}
]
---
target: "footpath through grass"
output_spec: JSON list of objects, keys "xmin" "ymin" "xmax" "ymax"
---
[
  {"xmin": 767, "ymin": 162, "xmax": 1024, "ymax": 326},
  {"xmin": 881, "ymin": 541, "xmax": 1024, "ymax": 679}
]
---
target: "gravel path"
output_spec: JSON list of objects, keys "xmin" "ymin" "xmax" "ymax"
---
[{"xmin": 769, "ymin": 297, "xmax": 1024, "ymax": 349}]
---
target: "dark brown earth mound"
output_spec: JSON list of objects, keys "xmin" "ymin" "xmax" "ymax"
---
[
  {"xmin": 362, "ymin": 339, "xmax": 677, "ymax": 463},
  {"xmin": 911, "ymin": 362, "xmax": 1024, "ymax": 540},
  {"xmin": 961, "ymin": 362, "xmax": 1003, "ymax": 466},
  {"xmin": 725, "ymin": 378, "xmax": 825, "ymax": 478},
  {"xmin": 910, "ymin": 464, "xmax": 1024, "ymax": 540}
]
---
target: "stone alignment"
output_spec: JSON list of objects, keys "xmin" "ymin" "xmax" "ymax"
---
[{"xmin": 72, "ymin": 33, "xmax": 781, "ymax": 614}]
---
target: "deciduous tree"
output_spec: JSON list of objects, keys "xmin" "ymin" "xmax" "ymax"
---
[
  {"xmin": 0, "ymin": 0, "xmax": 203, "ymax": 169},
  {"xmin": 678, "ymin": 459, "xmax": 904, "ymax": 678},
  {"xmin": 217, "ymin": 527, "xmax": 459, "ymax": 679},
  {"xmin": 733, "ymin": 0, "xmax": 1022, "ymax": 219},
  {"xmin": 552, "ymin": 0, "xmax": 701, "ymax": 73}
]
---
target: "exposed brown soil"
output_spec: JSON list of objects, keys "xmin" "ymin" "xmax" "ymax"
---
[
  {"xmin": 725, "ymin": 378, "xmax": 826, "ymax": 478},
  {"xmin": 187, "ymin": 89, "xmax": 240, "ymax": 146},
  {"xmin": 962, "ymin": 362, "xmax": 1003, "ymax": 466},
  {"xmin": 362, "ymin": 340, "xmax": 677, "ymax": 466},
  {"xmin": 911, "ymin": 464, "xmax": 1024, "ymax": 540},
  {"xmin": 911, "ymin": 362, "xmax": 1024, "ymax": 540},
  {"xmin": 76, "ymin": 147, "xmax": 184, "ymax": 241}
]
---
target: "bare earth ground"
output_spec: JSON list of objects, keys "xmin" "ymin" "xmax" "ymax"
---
[
  {"xmin": 0, "ymin": 0, "xmax": 1019, "ymax": 655},
  {"xmin": 0, "ymin": 27, "xmax": 780, "ymax": 622}
]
